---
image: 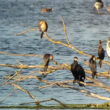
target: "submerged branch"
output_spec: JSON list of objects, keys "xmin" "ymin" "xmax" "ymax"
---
[
  {"xmin": 8, "ymin": 82, "xmax": 40, "ymax": 105},
  {"xmin": 0, "ymin": 88, "xmax": 16, "ymax": 103}
]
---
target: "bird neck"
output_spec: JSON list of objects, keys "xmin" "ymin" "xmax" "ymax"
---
[
  {"xmin": 73, "ymin": 61, "xmax": 78, "ymax": 66},
  {"xmin": 98, "ymin": 43, "xmax": 102, "ymax": 49}
]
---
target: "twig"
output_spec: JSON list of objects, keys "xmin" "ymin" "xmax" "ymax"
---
[
  {"xmin": 44, "ymin": 33, "xmax": 92, "ymax": 57},
  {"xmin": 44, "ymin": 33, "xmax": 110, "ymax": 66},
  {"xmin": 20, "ymin": 98, "xmax": 66, "ymax": 107},
  {"xmin": 0, "ymin": 88, "xmax": 16, "ymax": 103},
  {"xmin": 85, "ymin": 69, "xmax": 110, "ymax": 78},
  {"xmin": 60, "ymin": 16, "xmax": 70, "ymax": 44},
  {"xmin": 14, "ymin": 28, "xmax": 38, "ymax": 36},
  {"xmin": 86, "ymin": 76, "xmax": 110, "ymax": 92},
  {"xmin": 0, "ymin": 51, "xmax": 43, "ymax": 58},
  {"xmin": 8, "ymin": 82, "xmax": 40, "ymax": 105},
  {"xmin": 1, "ymin": 69, "xmax": 22, "ymax": 86},
  {"xmin": 58, "ymin": 84, "xmax": 110, "ymax": 101},
  {"xmin": 0, "ymin": 63, "xmax": 69, "ymax": 70}
]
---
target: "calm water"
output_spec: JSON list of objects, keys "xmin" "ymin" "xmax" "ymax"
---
[{"xmin": 0, "ymin": 0, "xmax": 110, "ymax": 108}]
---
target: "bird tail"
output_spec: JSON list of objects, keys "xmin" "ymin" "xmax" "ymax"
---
[
  {"xmin": 43, "ymin": 65, "xmax": 48, "ymax": 72},
  {"xmin": 78, "ymin": 79, "xmax": 85, "ymax": 87},
  {"xmin": 40, "ymin": 32, "xmax": 44, "ymax": 39},
  {"xmin": 79, "ymin": 83, "xmax": 85, "ymax": 87},
  {"xmin": 92, "ymin": 71, "xmax": 96, "ymax": 79},
  {"xmin": 99, "ymin": 60, "xmax": 102, "ymax": 68}
]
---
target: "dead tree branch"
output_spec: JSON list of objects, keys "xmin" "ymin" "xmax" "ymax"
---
[
  {"xmin": 0, "ymin": 51, "xmax": 43, "ymax": 58},
  {"xmin": 44, "ymin": 33, "xmax": 110, "ymax": 66},
  {"xmin": 14, "ymin": 28, "xmax": 38, "ymax": 36},
  {"xmin": 61, "ymin": 16, "xmax": 70, "ymax": 44},
  {"xmin": 8, "ymin": 82, "xmax": 40, "ymax": 105}
]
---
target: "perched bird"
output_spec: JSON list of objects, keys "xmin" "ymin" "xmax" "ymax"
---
[
  {"xmin": 107, "ymin": 6, "xmax": 110, "ymax": 14},
  {"xmin": 43, "ymin": 54, "xmax": 53, "ymax": 72},
  {"xmin": 94, "ymin": 0, "xmax": 103, "ymax": 14},
  {"xmin": 89, "ymin": 56, "xmax": 97, "ymax": 79},
  {"xmin": 41, "ymin": 8, "xmax": 52, "ymax": 13},
  {"xmin": 98, "ymin": 40, "xmax": 105, "ymax": 68},
  {"xmin": 106, "ymin": 37, "xmax": 110, "ymax": 73},
  {"xmin": 106, "ymin": 37, "xmax": 110, "ymax": 58},
  {"xmin": 71, "ymin": 57, "xmax": 85, "ymax": 86},
  {"xmin": 37, "ymin": 20, "xmax": 48, "ymax": 39}
]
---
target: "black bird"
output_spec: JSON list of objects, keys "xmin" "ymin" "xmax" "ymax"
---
[
  {"xmin": 43, "ymin": 54, "xmax": 53, "ymax": 72},
  {"xmin": 94, "ymin": 0, "xmax": 103, "ymax": 14},
  {"xmin": 37, "ymin": 20, "xmax": 48, "ymax": 39},
  {"xmin": 71, "ymin": 57, "xmax": 85, "ymax": 86},
  {"xmin": 98, "ymin": 40, "xmax": 105, "ymax": 68},
  {"xmin": 89, "ymin": 56, "xmax": 97, "ymax": 79}
]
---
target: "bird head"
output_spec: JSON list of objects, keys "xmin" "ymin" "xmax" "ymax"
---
[
  {"xmin": 37, "ymin": 20, "xmax": 47, "ymax": 28},
  {"xmin": 74, "ymin": 57, "xmax": 78, "ymax": 61},
  {"xmin": 92, "ymin": 55, "xmax": 96, "ymax": 61},
  {"xmin": 99, "ymin": 40, "xmax": 101, "ymax": 44},
  {"xmin": 50, "ymin": 54, "xmax": 53, "ymax": 61}
]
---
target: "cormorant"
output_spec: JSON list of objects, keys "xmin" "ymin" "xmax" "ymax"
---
[
  {"xmin": 106, "ymin": 37, "xmax": 110, "ymax": 74},
  {"xmin": 107, "ymin": 6, "xmax": 110, "ymax": 14},
  {"xmin": 71, "ymin": 57, "xmax": 85, "ymax": 86},
  {"xmin": 94, "ymin": 0, "xmax": 103, "ymax": 14},
  {"xmin": 41, "ymin": 8, "xmax": 52, "ymax": 13},
  {"xmin": 106, "ymin": 37, "xmax": 110, "ymax": 58},
  {"xmin": 43, "ymin": 54, "xmax": 53, "ymax": 72},
  {"xmin": 89, "ymin": 55, "xmax": 97, "ymax": 79},
  {"xmin": 98, "ymin": 40, "xmax": 105, "ymax": 68},
  {"xmin": 37, "ymin": 20, "xmax": 48, "ymax": 39}
]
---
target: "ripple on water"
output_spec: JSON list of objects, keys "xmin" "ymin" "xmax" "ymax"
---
[{"xmin": 0, "ymin": 0, "xmax": 110, "ymax": 106}]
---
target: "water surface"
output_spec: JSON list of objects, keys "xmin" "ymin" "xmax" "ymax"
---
[{"xmin": 0, "ymin": 0, "xmax": 110, "ymax": 107}]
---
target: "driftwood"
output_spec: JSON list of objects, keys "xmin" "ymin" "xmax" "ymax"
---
[
  {"xmin": 1, "ymin": 16, "xmax": 110, "ymax": 107},
  {"xmin": 2, "ymin": 72, "xmax": 110, "ymax": 101},
  {"xmin": 8, "ymin": 82, "xmax": 40, "ymax": 105},
  {"xmin": 0, "ymin": 51, "xmax": 43, "ymax": 58}
]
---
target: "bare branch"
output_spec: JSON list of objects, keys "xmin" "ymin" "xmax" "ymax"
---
[
  {"xmin": 8, "ymin": 82, "xmax": 40, "ymax": 105},
  {"xmin": 58, "ymin": 84, "xmax": 110, "ymax": 101},
  {"xmin": 0, "ymin": 88, "xmax": 16, "ymax": 103},
  {"xmin": 60, "ymin": 16, "xmax": 70, "ymax": 44},
  {"xmin": 1, "ymin": 69, "xmax": 22, "ymax": 86},
  {"xmin": 14, "ymin": 28, "xmax": 38, "ymax": 36},
  {"xmin": 44, "ymin": 33, "xmax": 110, "ymax": 66},
  {"xmin": 0, "ymin": 51, "xmax": 42, "ymax": 58}
]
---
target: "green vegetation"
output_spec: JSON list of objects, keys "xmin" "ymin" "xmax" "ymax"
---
[{"xmin": 0, "ymin": 103, "xmax": 110, "ymax": 109}]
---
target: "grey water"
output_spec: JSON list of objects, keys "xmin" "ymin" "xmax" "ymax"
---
[{"xmin": 0, "ymin": 0, "xmax": 110, "ymax": 108}]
